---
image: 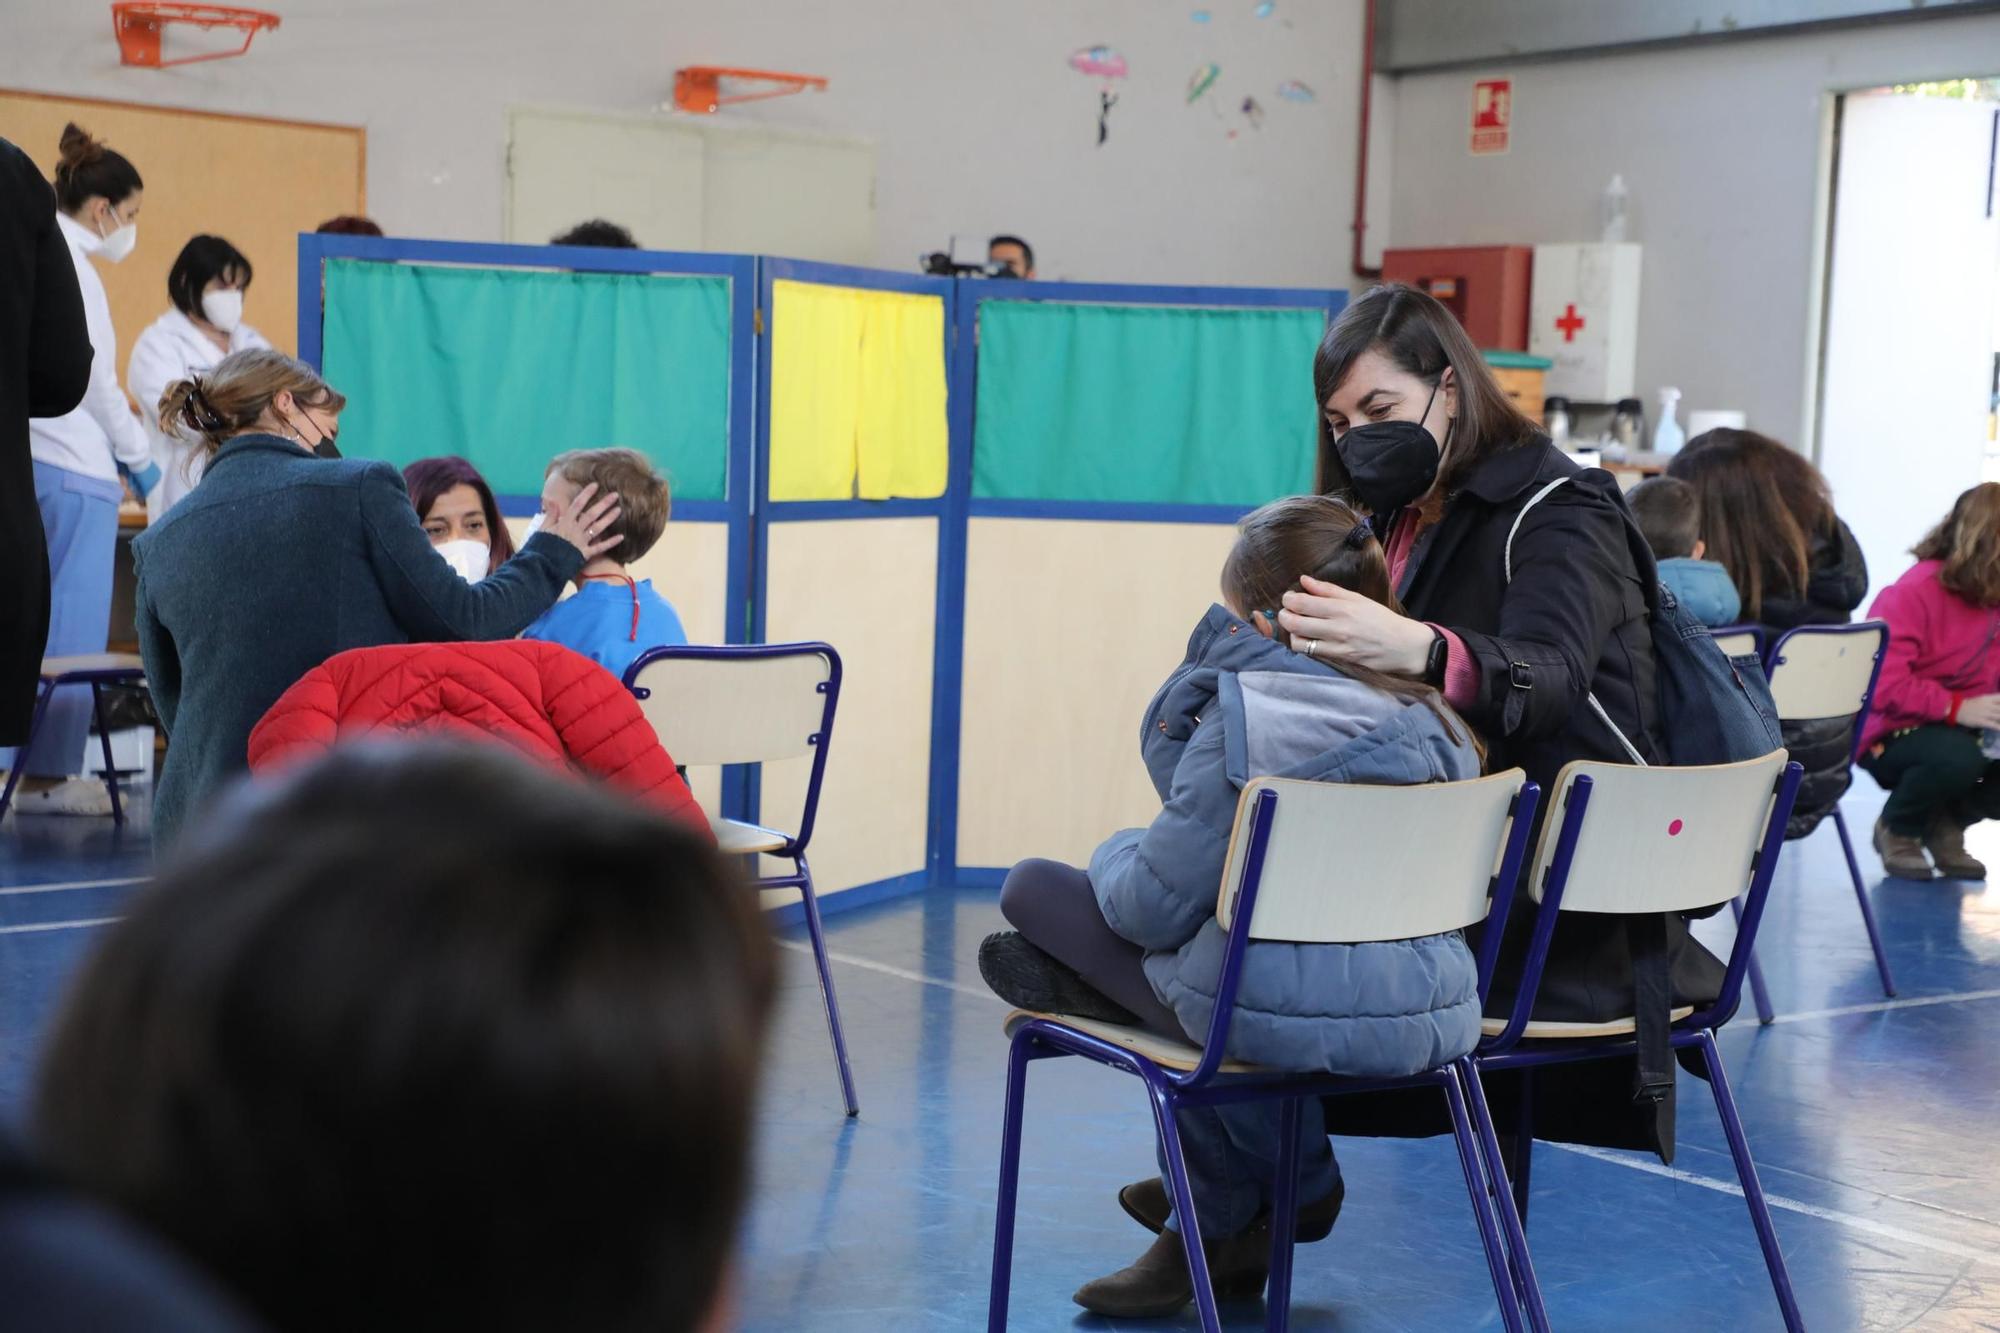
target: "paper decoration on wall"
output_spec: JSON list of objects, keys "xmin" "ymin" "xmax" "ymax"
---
[
  {"xmin": 1240, "ymin": 96, "xmax": 1264, "ymax": 130},
  {"xmin": 1254, "ymin": 1, "xmax": 1275, "ymax": 16},
  {"xmin": 1186, "ymin": 62, "xmax": 1220, "ymax": 104},
  {"xmin": 1069, "ymin": 45, "xmax": 1127, "ymax": 146},
  {"xmin": 1277, "ymin": 79, "xmax": 1315, "ymax": 103},
  {"xmin": 1191, "ymin": 8, "xmax": 1211, "ymax": 20},
  {"xmin": 1069, "ymin": 45, "xmax": 1127, "ymax": 79}
]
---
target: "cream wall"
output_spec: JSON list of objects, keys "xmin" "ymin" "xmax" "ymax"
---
[
  {"xmin": 956, "ymin": 517, "xmax": 1240, "ymax": 871},
  {"xmin": 759, "ymin": 518, "xmax": 937, "ymax": 901}
]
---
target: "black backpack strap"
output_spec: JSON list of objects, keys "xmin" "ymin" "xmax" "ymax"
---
[{"xmin": 1628, "ymin": 912, "xmax": 1677, "ymax": 1163}]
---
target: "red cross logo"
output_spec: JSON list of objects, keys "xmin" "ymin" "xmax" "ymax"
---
[{"xmin": 1555, "ymin": 304, "xmax": 1586, "ymax": 342}]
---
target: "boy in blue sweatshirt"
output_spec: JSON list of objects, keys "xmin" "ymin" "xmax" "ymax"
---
[
  {"xmin": 522, "ymin": 448, "xmax": 687, "ymax": 679},
  {"xmin": 1629, "ymin": 475, "xmax": 1741, "ymax": 627}
]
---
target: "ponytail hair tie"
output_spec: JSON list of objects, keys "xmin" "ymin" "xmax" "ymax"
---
[
  {"xmin": 184, "ymin": 379, "xmax": 228, "ymax": 433},
  {"xmin": 1344, "ymin": 523, "xmax": 1374, "ymax": 550}
]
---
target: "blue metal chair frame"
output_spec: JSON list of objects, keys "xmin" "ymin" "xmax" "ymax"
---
[
  {"xmin": 1468, "ymin": 760, "xmax": 1806, "ymax": 1333},
  {"xmin": 986, "ymin": 781, "xmax": 1544, "ymax": 1333},
  {"xmin": 0, "ymin": 659, "xmax": 147, "ymax": 825},
  {"xmin": 1734, "ymin": 623, "xmax": 1894, "ymax": 1023},
  {"xmin": 624, "ymin": 642, "xmax": 859, "ymax": 1117}
]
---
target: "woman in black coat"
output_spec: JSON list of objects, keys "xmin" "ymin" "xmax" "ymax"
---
[
  {"xmin": 1094, "ymin": 290, "xmax": 1733, "ymax": 1314},
  {"xmin": 1278, "ymin": 285, "xmax": 1721, "ymax": 1154},
  {"xmin": 0, "ymin": 137, "xmax": 92, "ymax": 746}
]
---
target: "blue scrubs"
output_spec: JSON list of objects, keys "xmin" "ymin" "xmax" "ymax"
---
[{"xmin": 1, "ymin": 462, "xmax": 121, "ymax": 776}]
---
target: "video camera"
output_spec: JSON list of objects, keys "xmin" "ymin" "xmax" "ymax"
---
[{"xmin": 920, "ymin": 241, "xmax": 1012, "ymax": 279}]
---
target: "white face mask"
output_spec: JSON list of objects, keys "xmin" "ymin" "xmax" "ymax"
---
[
  {"xmin": 201, "ymin": 289, "xmax": 244, "ymax": 333},
  {"xmin": 95, "ymin": 209, "xmax": 138, "ymax": 264},
  {"xmin": 525, "ymin": 513, "xmax": 546, "ymax": 540},
  {"xmin": 433, "ymin": 538, "xmax": 490, "ymax": 584}
]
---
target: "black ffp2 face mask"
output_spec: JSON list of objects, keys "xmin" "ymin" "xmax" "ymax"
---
[{"xmin": 1333, "ymin": 376, "xmax": 1446, "ymax": 515}]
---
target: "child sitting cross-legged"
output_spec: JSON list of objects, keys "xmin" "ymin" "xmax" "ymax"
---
[
  {"xmin": 523, "ymin": 448, "xmax": 689, "ymax": 678},
  {"xmin": 976, "ymin": 493, "xmax": 1487, "ymax": 1320}
]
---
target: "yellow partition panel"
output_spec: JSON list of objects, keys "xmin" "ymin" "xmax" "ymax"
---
[
  {"xmin": 956, "ymin": 517, "xmax": 1240, "ymax": 871},
  {"xmin": 504, "ymin": 516, "xmax": 730, "ymax": 815},
  {"xmin": 768, "ymin": 281, "xmax": 948, "ymax": 501},
  {"xmin": 759, "ymin": 518, "xmax": 937, "ymax": 902}
]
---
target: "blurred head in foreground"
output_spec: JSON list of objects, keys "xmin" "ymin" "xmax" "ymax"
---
[{"xmin": 32, "ymin": 742, "xmax": 772, "ymax": 1333}]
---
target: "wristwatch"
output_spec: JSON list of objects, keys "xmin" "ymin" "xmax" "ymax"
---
[{"xmin": 1422, "ymin": 626, "xmax": 1449, "ymax": 688}]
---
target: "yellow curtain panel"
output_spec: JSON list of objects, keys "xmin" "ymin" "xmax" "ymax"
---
[{"xmin": 769, "ymin": 281, "xmax": 948, "ymax": 501}]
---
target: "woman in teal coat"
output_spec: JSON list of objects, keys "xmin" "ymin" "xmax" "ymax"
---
[{"xmin": 132, "ymin": 348, "xmax": 623, "ymax": 846}]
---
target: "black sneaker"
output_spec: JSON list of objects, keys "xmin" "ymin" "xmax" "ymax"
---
[{"xmin": 977, "ymin": 931, "xmax": 1141, "ymax": 1025}]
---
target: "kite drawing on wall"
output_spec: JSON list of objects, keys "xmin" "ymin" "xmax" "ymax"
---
[
  {"xmin": 1241, "ymin": 96, "xmax": 1265, "ymax": 130},
  {"xmin": 1277, "ymin": 79, "xmax": 1316, "ymax": 103},
  {"xmin": 1070, "ymin": 45, "xmax": 1127, "ymax": 145},
  {"xmin": 1254, "ymin": 1, "xmax": 1275, "ymax": 16},
  {"xmin": 1187, "ymin": 62, "xmax": 1220, "ymax": 104}
]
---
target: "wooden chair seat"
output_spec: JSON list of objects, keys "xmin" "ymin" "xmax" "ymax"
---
[
  {"xmin": 41, "ymin": 653, "xmax": 145, "ymax": 679},
  {"xmin": 1479, "ymin": 1006, "xmax": 1693, "ymax": 1041},
  {"xmin": 1003, "ymin": 1010, "xmax": 1266, "ymax": 1075},
  {"xmin": 713, "ymin": 818, "xmax": 790, "ymax": 855}
]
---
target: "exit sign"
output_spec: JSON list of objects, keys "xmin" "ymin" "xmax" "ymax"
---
[{"xmin": 1471, "ymin": 78, "xmax": 1511, "ymax": 156}]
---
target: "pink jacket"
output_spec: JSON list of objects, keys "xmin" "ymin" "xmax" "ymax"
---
[{"xmin": 1859, "ymin": 560, "xmax": 2000, "ymax": 753}]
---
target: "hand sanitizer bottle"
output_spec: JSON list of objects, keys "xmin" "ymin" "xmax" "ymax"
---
[
  {"xmin": 1653, "ymin": 387, "xmax": 1684, "ymax": 457},
  {"xmin": 1600, "ymin": 174, "xmax": 1630, "ymax": 244}
]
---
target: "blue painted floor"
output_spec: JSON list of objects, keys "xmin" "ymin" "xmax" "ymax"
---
[{"xmin": 5, "ymin": 785, "xmax": 2000, "ymax": 1330}]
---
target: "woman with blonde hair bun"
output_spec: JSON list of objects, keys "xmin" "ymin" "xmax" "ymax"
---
[{"xmin": 132, "ymin": 347, "xmax": 626, "ymax": 846}]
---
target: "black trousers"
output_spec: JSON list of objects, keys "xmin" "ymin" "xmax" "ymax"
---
[{"xmin": 1861, "ymin": 725, "xmax": 2000, "ymax": 837}]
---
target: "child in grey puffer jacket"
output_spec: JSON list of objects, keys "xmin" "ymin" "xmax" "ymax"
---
[{"xmin": 979, "ymin": 495, "xmax": 1486, "ymax": 1312}]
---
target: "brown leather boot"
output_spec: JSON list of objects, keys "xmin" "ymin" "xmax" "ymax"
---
[
  {"xmin": 1924, "ymin": 815, "xmax": 1987, "ymax": 880},
  {"xmin": 1120, "ymin": 1173, "xmax": 1345, "ymax": 1244},
  {"xmin": 1071, "ymin": 1227, "xmax": 1271, "ymax": 1317},
  {"xmin": 1874, "ymin": 818, "xmax": 1934, "ymax": 881}
]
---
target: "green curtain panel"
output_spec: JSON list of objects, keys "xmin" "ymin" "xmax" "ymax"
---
[
  {"xmin": 972, "ymin": 302, "xmax": 1325, "ymax": 506},
  {"xmin": 321, "ymin": 260, "xmax": 732, "ymax": 499}
]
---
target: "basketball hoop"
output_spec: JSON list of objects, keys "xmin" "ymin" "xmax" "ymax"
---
[
  {"xmin": 673, "ymin": 66, "xmax": 828, "ymax": 115},
  {"xmin": 111, "ymin": 3, "xmax": 280, "ymax": 68}
]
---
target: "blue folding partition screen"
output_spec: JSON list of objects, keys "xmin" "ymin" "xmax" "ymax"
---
[
  {"xmin": 942, "ymin": 280, "xmax": 1345, "ymax": 883},
  {"xmin": 300, "ymin": 233, "xmax": 1339, "ymax": 912}
]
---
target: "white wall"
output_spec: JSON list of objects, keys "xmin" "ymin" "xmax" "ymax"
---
[
  {"xmin": 0, "ymin": 0, "xmax": 1368, "ymax": 289},
  {"xmin": 1386, "ymin": 12, "xmax": 2000, "ymax": 452}
]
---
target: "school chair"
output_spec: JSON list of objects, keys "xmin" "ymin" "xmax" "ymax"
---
[
  {"xmin": 623, "ymin": 643, "xmax": 858, "ymax": 1117},
  {"xmin": 0, "ymin": 654, "xmax": 147, "ymax": 825},
  {"xmin": 986, "ymin": 770, "xmax": 1544, "ymax": 1333},
  {"xmin": 1709, "ymin": 624, "xmax": 1766, "ymax": 661},
  {"xmin": 1733, "ymin": 622, "xmax": 1894, "ymax": 1023},
  {"xmin": 1467, "ymin": 752, "xmax": 1805, "ymax": 1333}
]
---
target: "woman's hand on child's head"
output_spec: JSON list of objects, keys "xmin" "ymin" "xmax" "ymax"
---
[
  {"xmin": 541, "ymin": 482, "xmax": 625, "ymax": 562},
  {"xmin": 1279, "ymin": 574, "xmax": 1434, "ymax": 677}
]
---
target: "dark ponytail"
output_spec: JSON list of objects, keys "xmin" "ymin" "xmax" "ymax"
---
[
  {"xmin": 53, "ymin": 123, "xmax": 143, "ymax": 214},
  {"xmin": 1222, "ymin": 494, "xmax": 1485, "ymax": 764}
]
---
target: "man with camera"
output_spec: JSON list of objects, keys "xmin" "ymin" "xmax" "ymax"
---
[{"xmin": 987, "ymin": 235, "xmax": 1035, "ymax": 280}]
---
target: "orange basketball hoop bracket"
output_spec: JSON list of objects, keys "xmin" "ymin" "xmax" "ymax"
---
[
  {"xmin": 111, "ymin": 3, "xmax": 280, "ymax": 68},
  {"xmin": 673, "ymin": 66, "xmax": 827, "ymax": 115}
]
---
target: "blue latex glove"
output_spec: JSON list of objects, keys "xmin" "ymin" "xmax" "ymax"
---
[{"xmin": 121, "ymin": 461, "xmax": 163, "ymax": 500}]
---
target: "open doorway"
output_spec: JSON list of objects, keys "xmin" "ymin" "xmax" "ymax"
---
[{"xmin": 1815, "ymin": 78, "xmax": 2000, "ymax": 608}]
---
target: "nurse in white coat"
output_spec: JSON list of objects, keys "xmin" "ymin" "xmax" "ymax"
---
[
  {"xmin": 128, "ymin": 235, "xmax": 272, "ymax": 520},
  {"xmin": 4, "ymin": 124, "xmax": 157, "ymax": 816}
]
